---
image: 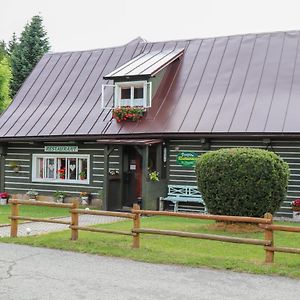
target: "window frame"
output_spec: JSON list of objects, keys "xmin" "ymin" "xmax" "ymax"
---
[
  {"xmin": 32, "ymin": 154, "xmax": 90, "ymax": 184},
  {"xmin": 115, "ymin": 81, "xmax": 151, "ymax": 108}
]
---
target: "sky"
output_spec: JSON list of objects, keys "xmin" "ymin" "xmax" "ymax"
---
[{"xmin": 1, "ymin": 0, "xmax": 300, "ymax": 52}]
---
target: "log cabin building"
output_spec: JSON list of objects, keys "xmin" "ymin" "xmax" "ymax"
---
[{"xmin": 1, "ymin": 31, "xmax": 300, "ymax": 216}]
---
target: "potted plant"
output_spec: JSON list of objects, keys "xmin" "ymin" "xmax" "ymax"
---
[
  {"xmin": 9, "ymin": 162, "xmax": 20, "ymax": 173},
  {"xmin": 148, "ymin": 170, "xmax": 159, "ymax": 182},
  {"xmin": 57, "ymin": 168, "xmax": 65, "ymax": 179},
  {"xmin": 0, "ymin": 192, "xmax": 9, "ymax": 205},
  {"xmin": 80, "ymin": 191, "xmax": 90, "ymax": 205},
  {"xmin": 292, "ymin": 199, "xmax": 300, "ymax": 220},
  {"xmin": 54, "ymin": 191, "xmax": 67, "ymax": 203},
  {"xmin": 79, "ymin": 171, "xmax": 87, "ymax": 180},
  {"xmin": 112, "ymin": 106, "xmax": 145, "ymax": 122},
  {"xmin": 26, "ymin": 189, "xmax": 39, "ymax": 201}
]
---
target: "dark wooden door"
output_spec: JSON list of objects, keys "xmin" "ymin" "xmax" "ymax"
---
[{"xmin": 123, "ymin": 147, "xmax": 142, "ymax": 208}]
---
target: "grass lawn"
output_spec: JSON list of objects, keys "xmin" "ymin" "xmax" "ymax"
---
[
  {"xmin": 1, "ymin": 215, "xmax": 300, "ymax": 278},
  {"xmin": 0, "ymin": 205, "xmax": 69, "ymax": 224}
]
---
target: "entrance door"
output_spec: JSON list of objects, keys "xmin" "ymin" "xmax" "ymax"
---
[{"xmin": 123, "ymin": 147, "xmax": 142, "ymax": 208}]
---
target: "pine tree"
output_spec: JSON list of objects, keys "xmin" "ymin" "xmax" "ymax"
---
[
  {"xmin": 10, "ymin": 15, "xmax": 50, "ymax": 97},
  {"xmin": 7, "ymin": 32, "xmax": 18, "ymax": 56},
  {"xmin": 0, "ymin": 40, "xmax": 8, "ymax": 61}
]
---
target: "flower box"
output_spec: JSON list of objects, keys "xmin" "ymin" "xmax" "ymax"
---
[{"xmin": 112, "ymin": 106, "xmax": 145, "ymax": 122}]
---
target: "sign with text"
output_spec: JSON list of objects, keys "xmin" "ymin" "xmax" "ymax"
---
[
  {"xmin": 44, "ymin": 146, "xmax": 79, "ymax": 153},
  {"xmin": 176, "ymin": 152, "xmax": 200, "ymax": 168}
]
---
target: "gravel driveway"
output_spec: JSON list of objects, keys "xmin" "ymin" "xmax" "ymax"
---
[{"xmin": 0, "ymin": 215, "xmax": 123, "ymax": 237}]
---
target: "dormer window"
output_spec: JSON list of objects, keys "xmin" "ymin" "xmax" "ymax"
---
[
  {"xmin": 102, "ymin": 81, "xmax": 152, "ymax": 109},
  {"xmin": 116, "ymin": 81, "xmax": 150, "ymax": 107},
  {"xmin": 102, "ymin": 48, "xmax": 184, "ymax": 110}
]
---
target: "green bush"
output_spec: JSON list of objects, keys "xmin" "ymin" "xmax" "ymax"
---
[{"xmin": 195, "ymin": 148, "xmax": 290, "ymax": 217}]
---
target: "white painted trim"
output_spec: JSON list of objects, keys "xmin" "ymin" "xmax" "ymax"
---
[
  {"xmin": 101, "ymin": 83, "xmax": 116, "ymax": 109},
  {"xmin": 6, "ymin": 153, "xmax": 31, "ymax": 156},
  {"xmin": 6, "ymin": 158, "xmax": 30, "ymax": 162},
  {"xmin": 5, "ymin": 187, "xmax": 97, "ymax": 195},
  {"xmin": 5, "ymin": 176, "xmax": 30, "ymax": 179},
  {"xmin": 5, "ymin": 170, "xmax": 30, "ymax": 174},
  {"xmin": 32, "ymin": 153, "xmax": 90, "ymax": 185},
  {"xmin": 114, "ymin": 80, "xmax": 151, "ymax": 108},
  {"xmin": 5, "ymin": 164, "xmax": 29, "ymax": 168},
  {"xmin": 5, "ymin": 181, "xmax": 100, "ymax": 189}
]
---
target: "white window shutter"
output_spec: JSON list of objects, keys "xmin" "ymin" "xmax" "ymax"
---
[{"xmin": 101, "ymin": 84, "xmax": 116, "ymax": 109}]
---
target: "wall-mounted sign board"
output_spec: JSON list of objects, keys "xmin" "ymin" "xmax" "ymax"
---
[
  {"xmin": 44, "ymin": 146, "xmax": 79, "ymax": 152},
  {"xmin": 176, "ymin": 152, "xmax": 200, "ymax": 168}
]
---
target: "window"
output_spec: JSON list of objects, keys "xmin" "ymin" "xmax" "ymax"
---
[
  {"xmin": 117, "ymin": 81, "xmax": 147, "ymax": 107},
  {"xmin": 32, "ymin": 154, "xmax": 89, "ymax": 184},
  {"xmin": 101, "ymin": 81, "xmax": 152, "ymax": 109}
]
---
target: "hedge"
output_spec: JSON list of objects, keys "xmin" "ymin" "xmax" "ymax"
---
[{"xmin": 195, "ymin": 148, "xmax": 290, "ymax": 217}]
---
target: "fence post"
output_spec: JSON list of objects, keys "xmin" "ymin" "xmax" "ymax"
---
[
  {"xmin": 132, "ymin": 203, "xmax": 140, "ymax": 248},
  {"xmin": 264, "ymin": 213, "xmax": 274, "ymax": 263},
  {"xmin": 71, "ymin": 201, "xmax": 79, "ymax": 241},
  {"xmin": 10, "ymin": 201, "xmax": 19, "ymax": 238}
]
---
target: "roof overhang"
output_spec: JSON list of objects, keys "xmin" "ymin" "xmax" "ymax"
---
[
  {"xmin": 96, "ymin": 138, "xmax": 163, "ymax": 146},
  {"xmin": 104, "ymin": 48, "xmax": 184, "ymax": 80}
]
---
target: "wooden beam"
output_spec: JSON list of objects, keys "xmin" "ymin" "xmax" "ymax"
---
[
  {"xmin": 132, "ymin": 228, "xmax": 270, "ymax": 246},
  {"xmin": 265, "ymin": 246, "xmax": 300, "ymax": 254},
  {"xmin": 260, "ymin": 224, "xmax": 300, "ymax": 233},
  {"xmin": 131, "ymin": 209, "xmax": 272, "ymax": 224},
  {"xmin": 9, "ymin": 216, "xmax": 71, "ymax": 225},
  {"xmin": 70, "ymin": 225, "xmax": 133, "ymax": 236},
  {"xmin": 9, "ymin": 199, "xmax": 74, "ymax": 208},
  {"xmin": 72, "ymin": 208, "xmax": 135, "ymax": 219}
]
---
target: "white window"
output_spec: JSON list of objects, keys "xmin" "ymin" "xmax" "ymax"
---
[
  {"xmin": 32, "ymin": 154, "xmax": 90, "ymax": 184},
  {"xmin": 101, "ymin": 81, "xmax": 152, "ymax": 109}
]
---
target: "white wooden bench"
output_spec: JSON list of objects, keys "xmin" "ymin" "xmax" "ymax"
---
[{"xmin": 160, "ymin": 185, "xmax": 207, "ymax": 213}]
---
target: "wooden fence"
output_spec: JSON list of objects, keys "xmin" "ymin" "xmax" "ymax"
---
[{"xmin": 8, "ymin": 200, "xmax": 300, "ymax": 263}]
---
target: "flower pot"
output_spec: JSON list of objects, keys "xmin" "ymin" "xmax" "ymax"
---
[
  {"xmin": 13, "ymin": 166, "xmax": 20, "ymax": 173},
  {"xmin": 293, "ymin": 210, "xmax": 300, "ymax": 221},
  {"xmin": 80, "ymin": 196, "xmax": 89, "ymax": 205},
  {"xmin": 56, "ymin": 196, "xmax": 64, "ymax": 203},
  {"xmin": 0, "ymin": 198, "xmax": 8, "ymax": 205}
]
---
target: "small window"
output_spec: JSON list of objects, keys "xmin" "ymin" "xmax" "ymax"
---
[
  {"xmin": 134, "ymin": 87, "xmax": 143, "ymax": 99},
  {"xmin": 101, "ymin": 81, "xmax": 152, "ymax": 109},
  {"xmin": 121, "ymin": 88, "xmax": 131, "ymax": 100},
  {"xmin": 32, "ymin": 154, "xmax": 89, "ymax": 184}
]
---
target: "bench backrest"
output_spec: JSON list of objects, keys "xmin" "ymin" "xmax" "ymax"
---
[{"xmin": 167, "ymin": 185, "xmax": 201, "ymax": 198}]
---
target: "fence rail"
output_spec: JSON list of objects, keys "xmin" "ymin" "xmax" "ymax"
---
[{"xmin": 8, "ymin": 200, "xmax": 300, "ymax": 263}]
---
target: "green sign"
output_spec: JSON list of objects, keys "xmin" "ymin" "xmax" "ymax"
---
[
  {"xmin": 44, "ymin": 146, "xmax": 79, "ymax": 152},
  {"xmin": 176, "ymin": 152, "xmax": 199, "ymax": 168}
]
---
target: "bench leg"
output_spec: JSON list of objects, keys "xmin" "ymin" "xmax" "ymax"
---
[{"xmin": 174, "ymin": 202, "xmax": 179, "ymax": 212}]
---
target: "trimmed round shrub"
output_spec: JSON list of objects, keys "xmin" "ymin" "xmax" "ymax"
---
[{"xmin": 195, "ymin": 148, "xmax": 290, "ymax": 217}]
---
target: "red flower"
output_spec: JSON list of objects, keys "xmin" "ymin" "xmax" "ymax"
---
[
  {"xmin": 0, "ymin": 192, "xmax": 9, "ymax": 199},
  {"xmin": 292, "ymin": 199, "xmax": 300, "ymax": 207}
]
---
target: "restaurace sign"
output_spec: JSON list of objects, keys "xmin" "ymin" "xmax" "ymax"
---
[
  {"xmin": 176, "ymin": 152, "xmax": 200, "ymax": 168},
  {"xmin": 44, "ymin": 146, "xmax": 79, "ymax": 152}
]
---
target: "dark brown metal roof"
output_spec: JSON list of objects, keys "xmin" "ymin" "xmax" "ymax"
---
[
  {"xmin": 1, "ymin": 31, "xmax": 300, "ymax": 141},
  {"xmin": 104, "ymin": 48, "xmax": 184, "ymax": 79}
]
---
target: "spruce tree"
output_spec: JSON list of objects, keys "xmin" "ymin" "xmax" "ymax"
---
[
  {"xmin": 7, "ymin": 32, "xmax": 18, "ymax": 56},
  {"xmin": 10, "ymin": 15, "xmax": 50, "ymax": 97},
  {"xmin": 0, "ymin": 40, "xmax": 8, "ymax": 60}
]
